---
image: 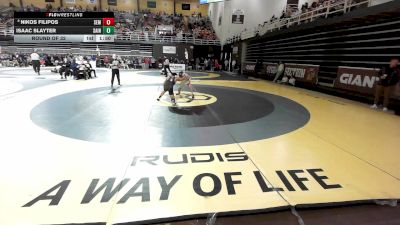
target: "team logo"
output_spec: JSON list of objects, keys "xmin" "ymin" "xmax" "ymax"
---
[{"xmin": 157, "ymin": 91, "xmax": 217, "ymax": 107}]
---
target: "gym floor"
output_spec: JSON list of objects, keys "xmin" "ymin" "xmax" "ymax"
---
[{"xmin": 0, "ymin": 67, "xmax": 399, "ymax": 225}]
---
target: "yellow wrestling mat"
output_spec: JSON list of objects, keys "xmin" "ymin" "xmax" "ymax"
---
[{"xmin": 0, "ymin": 70, "xmax": 399, "ymax": 225}]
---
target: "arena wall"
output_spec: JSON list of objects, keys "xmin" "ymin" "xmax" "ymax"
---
[
  {"xmin": 4, "ymin": 0, "xmax": 22, "ymax": 7},
  {"xmin": 208, "ymin": 0, "xmax": 287, "ymax": 43}
]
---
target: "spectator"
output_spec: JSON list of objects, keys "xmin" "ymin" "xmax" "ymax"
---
[
  {"xmin": 232, "ymin": 59, "xmax": 236, "ymax": 72},
  {"xmin": 110, "ymin": 54, "xmax": 121, "ymax": 87},
  {"xmin": 195, "ymin": 58, "xmax": 200, "ymax": 70},
  {"xmin": 254, "ymin": 59, "xmax": 262, "ymax": 77},
  {"xmin": 163, "ymin": 57, "xmax": 172, "ymax": 76},
  {"xmin": 371, "ymin": 58, "xmax": 400, "ymax": 111},
  {"xmin": 273, "ymin": 61, "xmax": 285, "ymax": 82},
  {"xmin": 204, "ymin": 58, "xmax": 208, "ymax": 70},
  {"xmin": 213, "ymin": 59, "xmax": 220, "ymax": 71},
  {"xmin": 30, "ymin": 49, "xmax": 40, "ymax": 75},
  {"xmin": 280, "ymin": 10, "xmax": 286, "ymax": 19}
]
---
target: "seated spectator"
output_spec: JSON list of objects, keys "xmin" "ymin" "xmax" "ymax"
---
[{"xmin": 280, "ymin": 10, "xmax": 286, "ymax": 19}]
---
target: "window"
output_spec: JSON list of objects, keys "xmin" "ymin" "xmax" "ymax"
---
[
  {"xmin": 182, "ymin": 4, "xmax": 191, "ymax": 10},
  {"xmin": 147, "ymin": 1, "xmax": 157, "ymax": 8},
  {"xmin": 108, "ymin": 0, "xmax": 117, "ymax": 6}
]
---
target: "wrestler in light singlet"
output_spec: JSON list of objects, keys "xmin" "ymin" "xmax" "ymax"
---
[{"xmin": 176, "ymin": 71, "xmax": 194, "ymax": 99}]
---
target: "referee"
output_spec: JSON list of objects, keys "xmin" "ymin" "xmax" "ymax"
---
[
  {"xmin": 30, "ymin": 49, "xmax": 40, "ymax": 75},
  {"xmin": 111, "ymin": 54, "xmax": 121, "ymax": 87},
  {"xmin": 163, "ymin": 57, "xmax": 172, "ymax": 76}
]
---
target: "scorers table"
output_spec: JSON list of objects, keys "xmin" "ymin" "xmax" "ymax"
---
[{"xmin": 14, "ymin": 12, "xmax": 115, "ymax": 43}]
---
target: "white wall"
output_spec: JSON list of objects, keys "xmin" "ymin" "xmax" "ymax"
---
[
  {"xmin": 208, "ymin": 1, "xmax": 225, "ymax": 43},
  {"xmin": 208, "ymin": 0, "xmax": 287, "ymax": 43},
  {"xmin": 297, "ymin": 0, "xmax": 394, "ymax": 8},
  {"xmin": 208, "ymin": 0, "xmax": 394, "ymax": 43},
  {"xmin": 370, "ymin": 0, "xmax": 393, "ymax": 6}
]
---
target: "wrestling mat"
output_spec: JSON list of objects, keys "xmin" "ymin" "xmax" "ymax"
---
[{"xmin": 0, "ymin": 68, "xmax": 399, "ymax": 225}]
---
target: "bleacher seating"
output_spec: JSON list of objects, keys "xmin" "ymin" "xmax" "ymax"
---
[
  {"xmin": 0, "ymin": 6, "xmax": 219, "ymax": 45},
  {"xmin": 228, "ymin": 0, "xmax": 372, "ymax": 44},
  {"xmin": 0, "ymin": 6, "xmax": 220, "ymax": 56},
  {"xmin": 244, "ymin": 0, "xmax": 400, "ymax": 88}
]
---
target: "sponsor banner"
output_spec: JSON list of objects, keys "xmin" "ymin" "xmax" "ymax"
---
[
  {"xmin": 334, "ymin": 66, "xmax": 400, "ymax": 98},
  {"xmin": 88, "ymin": 0, "xmax": 97, "ymax": 3},
  {"xmin": 170, "ymin": 63, "xmax": 185, "ymax": 72},
  {"xmin": 232, "ymin": 9, "xmax": 244, "ymax": 24},
  {"xmin": 65, "ymin": 0, "xmax": 75, "ymax": 4},
  {"xmin": 284, "ymin": 63, "xmax": 319, "ymax": 84},
  {"xmin": 161, "ymin": 64, "xmax": 186, "ymax": 73},
  {"xmin": 163, "ymin": 46, "xmax": 176, "ymax": 54},
  {"xmin": 243, "ymin": 62, "xmax": 277, "ymax": 80},
  {"xmin": 243, "ymin": 63, "xmax": 318, "ymax": 82},
  {"xmin": 243, "ymin": 63, "xmax": 255, "ymax": 75},
  {"xmin": 264, "ymin": 62, "xmax": 278, "ymax": 80}
]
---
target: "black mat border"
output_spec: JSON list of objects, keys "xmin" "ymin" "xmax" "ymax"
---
[{"xmin": 47, "ymin": 198, "xmax": 400, "ymax": 225}]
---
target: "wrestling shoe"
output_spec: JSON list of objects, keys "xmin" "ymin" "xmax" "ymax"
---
[{"xmin": 370, "ymin": 104, "xmax": 378, "ymax": 109}]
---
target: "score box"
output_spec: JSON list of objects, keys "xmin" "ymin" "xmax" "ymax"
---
[
  {"xmin": 13, "ymin": 12, "xmax": 115, "ymax": 43},
  {"xmin": 14, "ymin": 34, "xmax": 83, "ymax": 42},
  {"xmin": 96, "ymin": 35, "xmax": 114, "ymax": 42},
  {"xmin": 103, "ymin": 18, "xmax": 115, "ymax": 26},
  {"xmin": 102, "ymin": 26, "xmax": 115, "ymax": 34},
  {"xmin": 13, "ymin": 34, "xmax": 114, "ymax": 43}
]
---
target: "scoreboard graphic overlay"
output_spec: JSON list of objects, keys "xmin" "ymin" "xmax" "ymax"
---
[{"xmin": 14, "ymin": 12, "xmax": 115, "ymax": 43}]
